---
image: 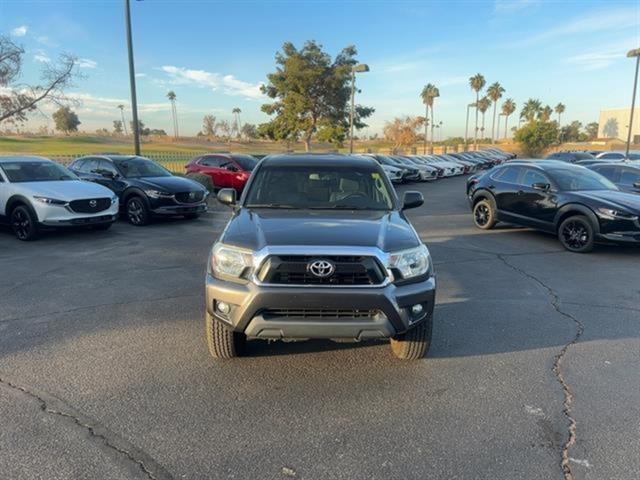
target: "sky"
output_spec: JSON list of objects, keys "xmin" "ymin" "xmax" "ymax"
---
[{"xmin": 1, "ymin": 0, "xmax": 639, "ymax": 138}]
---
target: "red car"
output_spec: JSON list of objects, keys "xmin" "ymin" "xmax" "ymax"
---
[{"xmin": 185, "ymin": 154, "xmax": 258, "ymax": 192}]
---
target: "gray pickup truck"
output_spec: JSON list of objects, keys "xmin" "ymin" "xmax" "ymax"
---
[{"xmin": 205, "ymin": 154, "xmax": 436, "ymax": 360}]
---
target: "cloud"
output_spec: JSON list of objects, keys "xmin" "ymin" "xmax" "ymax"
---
[
  {"xmin": 566, "ymin": 51, "xmax": 625, "ymax": 71},
  {"xmin": 11, "ymin": 25, "xmax": 28, "ymax": 37},
  {"xmin": 36, "ymin": 36, "xmax": 58, "ymax": 47},
  {"xmin": 77, "ymin": 58, "xmax": 98, "ymax": 69},
  {"xmin": 160, "ymin": 65, "xmax": 264, "ymax": 99},
  {"xmin": 135, "ymin": 73, "xmax": 147, "ymax": 78},
  {"xmin": 522, "ymin": 7, "xmax": 640, "ymax": 45},
  {"xmin": 33, "ymin": 50, "xmax": 51, "ymax": 63}
]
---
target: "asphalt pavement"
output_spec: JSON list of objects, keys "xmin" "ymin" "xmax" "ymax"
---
[{"xmin": 0, "ymin": 176, "xmax": 638, "ymax": 480}]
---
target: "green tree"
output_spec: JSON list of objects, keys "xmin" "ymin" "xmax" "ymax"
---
[
  {"xmin": 585, "ymin": 122, "xmax": 599, "ymax": 140},
  {"xmin": 514, "ymin": 120, "xmax": 559, "ymax": 157},
  {"xmin": 539, "ymin": 105, "xmax": 553, "ymax": 122},
  {"xmin": 469, "ymin": 73, "xmax": 486, "ymax": 149},
  {"xmin": 487, "ymin": 82, "xmax": 504, "ymax": 144},
  {"xmin": 218, "ymin": 119, "xmax": 231, "ymax": 141},
  {"xmin": 260, "ymin": 40, "xmax": 374, "ymax": 151},
  {"xmin": 113, "ymin": 120, "xmax": 123, "ymax": 135},
  {"xmin": 52, "ymin": 106, "xmax": 80, "ymax": 134},
  {"xmin": 520, "ymin": 98, "xmax": 542, "ymax": 123},
  {"xmin": 202, "ymin": 115, "xmax": 216, "ymax": 137},
  {"xmin": 477, "ymin": 96, "xmax": 491, "ymax": 140},
  {"xmin": 501, "ymin": 99, "xmax": 516, "ymax": 139},
  {"xmin": 420, "ymin": 83, "xmax": 439, "ymax": 153},
  {"xmin": 241, "ymin": 122, "xmax": 258, "ymax": 139},
  {"xmin": 554, "ymin": 102, "xmax": 565, "ymax": 125},
  {"xmin": 117, "ymin": 104, "xmax": 128, "ymax": 135},
  {"xmin": 560, "ymin": 121, "xmax": 584, "ymax": 142},
  {"xmin": 130, "ymin": 120, "xmax": 150, "ymax": 136}
]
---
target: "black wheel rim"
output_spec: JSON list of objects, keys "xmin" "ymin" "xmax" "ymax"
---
[
  {"xmin": 561, "ymin": 221, "xmax": 589, "ymax": 250},
  {"xmin": 474, "ymin": 204, "xmax": 490, "ymax": 226},
  {"xmin": 128, "ymin": 199, "xmax": 144, "ymax": 224},
  {"xmin": 12, "ymin": 210, "xmax": 30, "ymax": 240}
]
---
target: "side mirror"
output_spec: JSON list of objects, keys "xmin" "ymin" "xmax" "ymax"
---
[
  {"xmin": 217, "ymin": 188, "xmax": 236, "ymax": 206},
  {"xmin": 226, "ymin": 165, "xmax": 239, "ymax": 172},
  {"xmin": 101, "ymin": 170, "xmax": 116, "ymax": 179},
  {"xmin": 634, "ymin": 181, "xmax": 640, "ymax": 189},
  {"xmin": 402, "ymin": 191, "xmax": 424, "ymax": 210},
  {"xmin": 532, "ymin": 182, "xmax": 550, "ymax": 191}
]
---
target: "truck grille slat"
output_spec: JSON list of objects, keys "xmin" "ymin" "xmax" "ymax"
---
[{"xmin": 263, "ymin": 308, "xmax": 377, "ymax": 319}]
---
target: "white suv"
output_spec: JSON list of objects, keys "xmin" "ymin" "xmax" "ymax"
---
[{"xmin": 0, "ymin": 156, "xmax": 119, "ymax": 240}]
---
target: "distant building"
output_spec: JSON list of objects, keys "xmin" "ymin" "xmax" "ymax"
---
[{"xmin": 598, "ymin": 108, "xmax": 640, "ymax": 143}]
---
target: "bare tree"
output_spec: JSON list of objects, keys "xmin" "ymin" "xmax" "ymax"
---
[{"xmin": 0, "ymin": 35, "xmax": 79, "ymax": 124}]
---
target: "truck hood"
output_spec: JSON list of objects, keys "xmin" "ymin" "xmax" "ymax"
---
[
  {"xmin": 15, "ymin": 180, "xmax": 115, "ymax": 201},
  {"xmin": 221, "ymin": 209, "xmax": 420, "ymax": 252}
]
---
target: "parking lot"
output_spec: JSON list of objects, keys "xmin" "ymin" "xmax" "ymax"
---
[{"xmin": 1, "ymin": 175, "xmax": 638, "ymax": 480}]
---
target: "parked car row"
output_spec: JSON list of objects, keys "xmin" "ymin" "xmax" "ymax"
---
[
  {"xmin": 546, "ymin": 149, "xmax": 640, "ymax": 164},
  {"xmin": 1, "ymin": 155, "xmax": 209, "ymax": 240},
  {"xmin": 358, "ymin": 148, "xmax": 515, "ymax": 185}
]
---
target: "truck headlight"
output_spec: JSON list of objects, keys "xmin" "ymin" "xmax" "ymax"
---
[
  {"xmin": 33, "ymin": 196, "xmax": 67, "ymax": 206},
  {"xmin": 210, "ymin": 243, "xmax": 253, "ymax": 279},
  {"xmin": 388, "ymin": 244, "xmax": 431, "ymax": 280}
]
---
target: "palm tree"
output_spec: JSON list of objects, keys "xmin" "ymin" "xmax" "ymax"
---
[
  {"xmin": 232, "ymin": 107, "xmax": 242, "ymax": 138},
  {"xmin": 166, "ymin": 91, "xmax": 178, "ymax": 139},
  {"xmin": 469, "ymin": 73, "xmax": 486, "ymax": 150},
  {"xmin": 117, "ymin": 104, "xmax": 128, "ymax": 135},
  {"xmin": 487, "ymin": 82, "xmax": 505, "ymax": 144},
  {"xmin": 420, "ymin": 84, "xmax": 440, "ymax": 153},
  {"xmin": 477, "ymin": 97, "xmax": 491, "ymax": 141},
  {"xmin": 501, "ymin": 99, "xmax": 516, "ymax": 139},
  {"xmin": 554, "ymin": 102, "xmax": 565, "ymax": 125},
  {"xmin": 539, "ymin": 105, "xmax": 553, "ymax": 122},
  {"xmin": 520, "ymin": 98, "xmax": 542, "ymax": 123}
]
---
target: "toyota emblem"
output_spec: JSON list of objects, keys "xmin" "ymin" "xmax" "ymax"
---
[
  {"xmin": 89, "ymin": 200, "xmax": 97, "ymax": 208},
  {"xmin": 307, "ymin": 259, "xmax": 335, "ymax": 278}
]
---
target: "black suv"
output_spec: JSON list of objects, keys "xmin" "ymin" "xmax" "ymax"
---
[
  {"xmin": 70, "ymin": 155, "xmax": 208, "ymax": 225},
  {"xmin": 467, "ymin": 160, "xmax": 640, "ymax": 252},
  {"xmin": 205, "ymin": 154, "xmax": 436, "ymax": 360}
]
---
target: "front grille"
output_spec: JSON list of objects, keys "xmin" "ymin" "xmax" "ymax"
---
[
  {"xmin": 262, "ymin": 308, "xmax": 378, "ymax": 319},
  {"xmin": 175, "ymin": 191, "xmax": 204, "ymax": 203},
  {"xmin": 69, "ymin": 198, "xmax": 111, "ymax": 214},
  {"xmin": 257, "ymin": 255, "xmax": 386, "ymax": 286}
]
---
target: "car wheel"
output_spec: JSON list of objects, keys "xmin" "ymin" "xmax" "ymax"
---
[
  {"xmin": 205, "ymin": 311, "xmax": 246, "ymax": 359},
  {"xmin": 11, "ymin": 205, "xmax": 39, "ymax": 241},
  {"xmin": 558, "ymin": 215, "xmax": 594, "ymax": 253},
  {"xmin": 126, "ymin": 196, "xmax": 150, "ymax": 226},
  {"xmin": 473, "ymin": 198, "xmax": 497, "ymax": 230},
  {"xmin": 184, "ymin": 213, "xmax": 200, "ymax": 220},
  {"xmin": 389, "ymin": 316, "xmax": 432, "ymax": 360}
]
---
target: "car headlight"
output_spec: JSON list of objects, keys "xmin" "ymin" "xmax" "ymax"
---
[
  {"xmin": 145, "ymin": 189, "xmax": 173, "ymax": 199},
  {"xmin": 111, "ymin": 195, "xmax": 118, "ymax": 205},
  {"xmin": 33, "ymin": 196, "xmax": 67, "ymax": 206},
  {"xmin": 210, "ymin": 243, "xmax": 253, "ymax": 279},
  {"xmin": 597, "ymin": 208, "xmax": 638, "ymax": 220},
  {"xmin": 388, "ymin": 244, "xmax": 431, "ymax": 280}
]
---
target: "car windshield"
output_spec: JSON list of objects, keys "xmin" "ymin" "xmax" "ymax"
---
[
  {"xmin": 245, "ymin": 165, "xmax": 394, "ymax": 210},
  {"xmin": 114, "ymin": 157, "xmax": 171, "ymax": 178},
  {"xmin": 550, "ymin": 168, "xmax": 618, "ymax": 191},
  {"xmin": 232, "ymin": 155, "xmax": 258, "ymax": 171},
  {"xmin": 0, "ymin": 161, "xmax": 77, "ymax": 182}
]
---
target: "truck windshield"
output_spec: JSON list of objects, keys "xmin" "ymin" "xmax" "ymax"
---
[{"xmin": 245, "ymin": 165, "xmax": 394, "ymax": 210}]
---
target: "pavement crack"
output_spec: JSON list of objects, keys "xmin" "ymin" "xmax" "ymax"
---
[
  {"xmin": 0, "ymin": 375, "xmax": 173, "ymax": 480},
  {"xmin": 496, "ymin": 254, "xmax": 584, "ymax": 480}
]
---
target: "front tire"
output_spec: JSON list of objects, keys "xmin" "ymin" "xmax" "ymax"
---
[
  {"xmin": 558, "ymin": 215, "xmax": 594, "ymax": 253},
  {"xmin": 11, "ymin": 205, "xmax": 39, "ymax": 241},
  {"xmin": 390, "ymin": 316, "xmax": 432, "ymax": 360},
  {"xmin": 472, "ymin": 198, "xmax": 497, "ymax": 230},
  {"xmin": 205, "ymin": 311, "xmax": 246, "ymax": 359},
  {"xmin": 126, "ymin": 196, "xmax": 150, "ymax": 226}
]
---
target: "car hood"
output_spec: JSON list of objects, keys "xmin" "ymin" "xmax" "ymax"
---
[
  {"xmin": 130, "ymin": 176, "xmax": 205, "ymax": 193},
  {"xmin": 15, "ymin": 180, "xmax": 115, "ymax": 200},
  {"xmin": 221, "ymin": 209, "xmax": 420, "ymax": 252},
  {"xmin": 573, "ymin": 190, "xmax": 640, "ymax": 213}
]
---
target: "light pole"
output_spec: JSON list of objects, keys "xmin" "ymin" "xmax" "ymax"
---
[
  {"xmin": 349, "ymin": 63, "xmax": 369, "ymax": 154},
  {"xmin": 464, "ymin": 103, "xmax": 475, "ymax": 151},
  {"xmin": 125, "ymin": 0, "xmax": 141, "ymax": 155},
  {"xmin": 625, "ymin": 48, "xmax": 640, "ymax": 159}
]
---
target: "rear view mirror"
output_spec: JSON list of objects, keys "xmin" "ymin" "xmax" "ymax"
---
[
  {"xmin": 217, "ymin": 188, "xmax": 236, "ymax": 206},
  {"xmin": 532, "ymin": 182, "xmax": 550, "ymax": 191},
  {"xmin": 402, "ymin": 191, "xmax": 424, "ymax": 210}
]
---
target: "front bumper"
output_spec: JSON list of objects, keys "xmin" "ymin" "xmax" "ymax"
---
[
  {"xmin": 40, "ymin": 213, "xmax": 118, "ymax": 226},
  {"xmin": 205, "ymin": 274, "xmax": 436, "ymax": 340},
  {"xmin": 150, "ymin": 202, "xmax": 207, "ymax": 216},
  {"xmin": 596, "ymin": 232, "xmax": 640, "ymax": 244},
  {"xmin": 35, "ymin": 202, "xmax": 119, "ymax": 226}
]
